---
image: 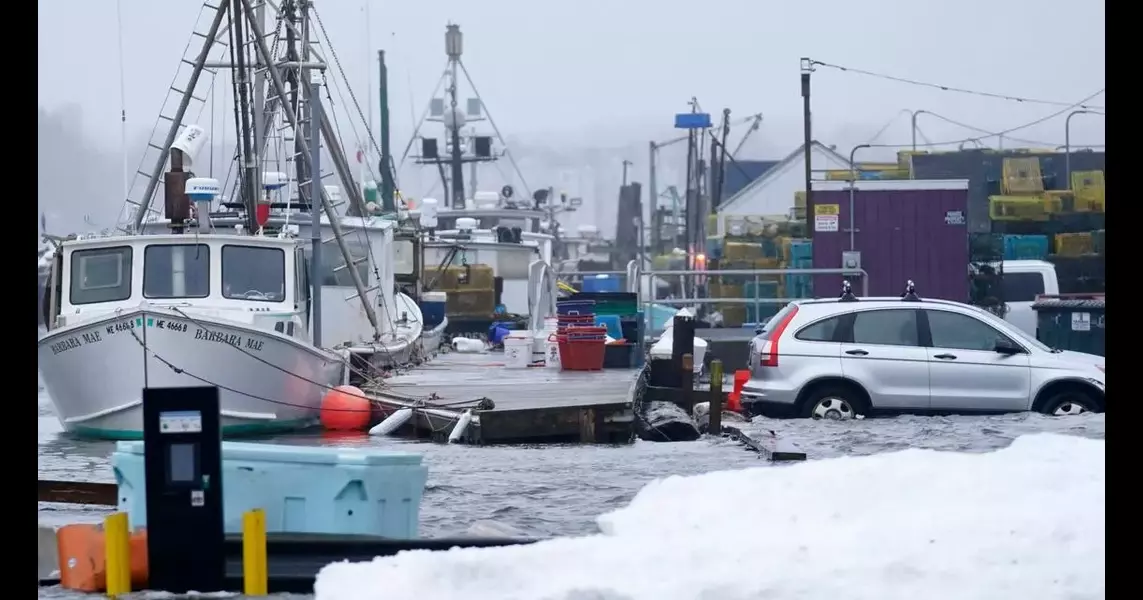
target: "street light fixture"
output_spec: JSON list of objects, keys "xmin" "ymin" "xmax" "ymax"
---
[
  {"xmin": 1064, "ymin": 110, "xmax": 1097, "ymax": 190},
  {"xmin": 909, "ymin": 110, "xmax": 929, "ymax": 152}
]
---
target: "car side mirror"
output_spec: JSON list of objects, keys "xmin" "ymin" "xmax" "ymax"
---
[{"xmin": 994, "ymin": 338, "xmax": 1021, "ymax": 355}]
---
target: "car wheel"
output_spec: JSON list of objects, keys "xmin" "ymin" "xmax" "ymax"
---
[
  {"xmin": 800, "ymin": 386, "xmax": 865, "ymax": 421},
  {"xmin": 1039, "ymin": 389, "xmax": 1102, "ymax": 417}
]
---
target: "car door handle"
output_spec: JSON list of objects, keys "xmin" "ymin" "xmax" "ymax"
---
[
  {"xmin": 845, "ymin": 349, "xmax": 869, "ymax": 356},
  {"xmin": 934, "ymin": 353, "xmax": 957, "ymax": 360}
]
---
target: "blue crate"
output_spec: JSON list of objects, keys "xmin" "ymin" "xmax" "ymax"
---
[
  {"xmin": 1002, "ymin": 234, "xmax": 1050, "ymax": 260},
  {"xmin": 582, "ymin": 275, "xmax": 621, "ymax": 293},
  {"xmin": 786, "ymin": 255, "xmax": 814, "ymax": 299},
  {"xmin": 113, "ymin": 441, "xmax": 428, "ymax": 539},
  {"xmin": 788, "ymin": 239, "xmax": 813, "ymax": 262},
  {"xmin": 705, "ymin": 237, "xmax": 724, "ymax": 260}
]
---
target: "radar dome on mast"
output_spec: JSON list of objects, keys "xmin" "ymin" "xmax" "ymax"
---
[
  {"xmin": 473, "ymin": 191, "xmax": 499, "ymax": 209},
  {"xmin": 263, "ymin": 171, "xmax": 289, "ymax": 192},
  {"xmin": 442, "ymin": 108, "xmax": 467, "ymax": 131},
  {"xmin": 185, "ymin": 177, "xmax": 220, "ymax": 232},
  {"xmin": 170, "ymin": 125, "xmax": 208, "ymax": 168}
]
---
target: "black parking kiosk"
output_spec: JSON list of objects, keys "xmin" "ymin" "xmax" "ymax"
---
[{"xmin": 142, "ymin": 386, "xmax": 225, "ymax": 593}]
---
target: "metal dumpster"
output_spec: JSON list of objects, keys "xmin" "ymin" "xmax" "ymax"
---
[{"xmin": 1032, "ymin": 294, "xmax": 1105, "ymax": 356}]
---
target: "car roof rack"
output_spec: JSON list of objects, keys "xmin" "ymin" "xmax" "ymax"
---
[
  {"xmin": 901, "ymin": 280, "xmax": 921, "ymax": 302},
  {"xmin": 839, "ymin": 280, "xmax": 859, "ymax": 302}
]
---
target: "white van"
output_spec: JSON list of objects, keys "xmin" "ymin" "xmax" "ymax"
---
[{"xmin": 1000, "ymin": 260, "xmax": 1060, "ymax": 337}]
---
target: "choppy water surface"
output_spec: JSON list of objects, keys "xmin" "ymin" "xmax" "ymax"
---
[{"xmin": 38, "ymin": 379, "xmax": 1105, "ymax": 597}]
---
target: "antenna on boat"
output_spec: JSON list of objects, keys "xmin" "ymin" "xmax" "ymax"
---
[{"xmin": 399, "ymin": 24, "xmax": 532, "ymax": 209}]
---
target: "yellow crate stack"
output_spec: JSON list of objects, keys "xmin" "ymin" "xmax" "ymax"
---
[
  {"xmin": 988, "ymin": 196, "xmax": 1063, "ymax": 221},
  {"xmin": 1054, "ymin": 233, "xmax": 1095, "ymax": 257},
  {"xmin": 1070, "ymin": 170, "xmax": 1106, "ymax": 212},
  {"xmin": 1001, "ymin": 157, "xmax": 1045, "ymax": 195}
]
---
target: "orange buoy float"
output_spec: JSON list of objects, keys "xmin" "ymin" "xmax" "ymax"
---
[{"xmin": 320, "ymin": 385, "xmax": 371, "ymax": 431}]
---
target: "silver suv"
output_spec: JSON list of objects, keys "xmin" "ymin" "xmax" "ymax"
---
[{"xmin": 742, "ymin": 290, "xmax": 1105, "ymax": 420}]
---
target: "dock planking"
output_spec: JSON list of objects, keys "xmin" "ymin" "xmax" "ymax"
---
[{"xmin": 366, "ymin": 352, "xmax": 640, "ymax": 444}]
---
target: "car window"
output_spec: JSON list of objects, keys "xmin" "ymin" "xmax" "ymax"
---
[
  {"xmin": 926, "ymin": 310, "xmax": 1015, "ymax": 351},
  {"xmin": 850, "ymin": 309, "xmax": 919, "ymax": 347},
  {"xmin": 1001, "ymin": 272, "xmax": 1045, "ymax": 302},
  {"xmin": 795, "ymin": 316, "xmax": 842, "ymax": 342}
]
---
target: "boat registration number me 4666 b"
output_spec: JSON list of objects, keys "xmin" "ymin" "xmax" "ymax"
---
[{"xmin": 49, "ymin": 317, "xmax": 263, "ymax": 355}]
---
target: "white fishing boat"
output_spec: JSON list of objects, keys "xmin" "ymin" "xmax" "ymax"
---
[
  {"xmin": 37, "ymin": 223, "xmax": 346, "ymax": 438},
  {"xmin": 38, "ymin": 0, "xmax": 429, "ymax": 438}
]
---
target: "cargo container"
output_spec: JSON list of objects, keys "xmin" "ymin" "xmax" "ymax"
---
[{"xmin": 810, "ymin": 179, "xmax": 970, "ymax": 301}]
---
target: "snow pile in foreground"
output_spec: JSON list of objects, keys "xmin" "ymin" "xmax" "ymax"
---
[{"xmin": 315, "ymin": 434, "xmax": 1104, "ymax": 600}]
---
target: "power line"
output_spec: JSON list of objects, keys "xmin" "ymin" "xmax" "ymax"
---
[
  {"xmin": 863, "ymin": 109, "xmax": 911, "ymax": 144},
  {"xmin": 808, "ymin": 59, "xmax": 1106, "ymax": 111},
  {"xmin": 867, "ymin": 89, "xmax": 1105, "ymax": 149},
  {"xmin": 920, "ymin": 111, "xmax": 1064, "ymax": 148}
]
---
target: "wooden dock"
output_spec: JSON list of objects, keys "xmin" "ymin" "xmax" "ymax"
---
[{"xmin": 364, "ymin": 352, "xmax": 640, "ymax": 444}]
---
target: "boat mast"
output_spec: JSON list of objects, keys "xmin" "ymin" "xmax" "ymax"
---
[
  {"xmin": 445, "ymin": 25, "xmax": 465, "ymax": 208},
  {"xmin": 229, "ymin": 0, "xmax": 261, "ymax": 232},
  {"xmin": 236, "ymin": 0, "xmax": 383, "ymax": 339},
  {"xmin": 132, "ymin": 0, "xmax": 382, "ymax": 340}
]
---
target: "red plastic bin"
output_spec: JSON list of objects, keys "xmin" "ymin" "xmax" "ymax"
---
[{"xmin": 557, "ymin": 334, "xmax": 606, "ymax": 371}]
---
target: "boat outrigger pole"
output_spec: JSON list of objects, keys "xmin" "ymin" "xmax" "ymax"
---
[{"xmin": 236, "ymin": 0, "xmax": 382, "ymax": 340}]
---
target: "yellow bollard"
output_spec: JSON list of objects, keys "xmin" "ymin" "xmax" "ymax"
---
[
  {"xmin": 243, "ymin": 509, "xmax": 268, "ymax": 596},
  {"xmin": 103, "ymin": 512, "xmax": 131, "ymax": 597}
]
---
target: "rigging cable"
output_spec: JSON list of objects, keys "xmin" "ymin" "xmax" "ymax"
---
[
  {"xmin": 114, "ymin": 0, "xmax": 129, "ymax": 212},
  {"xmin": 865, "ymin": 89, "xmax": 1105, "ymax": 149},
  {"xmin": 807, "ymin": 59, "xmax": 1106, "ymax": 111}
]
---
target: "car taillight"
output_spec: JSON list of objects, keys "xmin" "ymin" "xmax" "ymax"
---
[{"xmin": 760, "ymin": 305, "xmax": 799, "ymax": 367}]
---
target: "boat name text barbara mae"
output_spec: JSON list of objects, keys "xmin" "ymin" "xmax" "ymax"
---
[{"xmin": 50, "ymin": 318, "xmax": 265, "ymax": 355}]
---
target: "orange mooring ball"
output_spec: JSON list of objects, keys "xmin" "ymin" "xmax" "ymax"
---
[{"xmin": 320, "ymin": 385, "xmax": 371, "ymax": 431}]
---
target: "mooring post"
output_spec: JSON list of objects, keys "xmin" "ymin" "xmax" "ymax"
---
[
  {"xmin": 709, "ymin": 359, "xmax": 723, "ymax": 435},
  {"xmin": 104, "ymin": 512, "xmax": 131, "ymax": 597},
  {"xmin": 243, "ymin": 508, "xmax": 268, "ymax": 596},
  {"xmin": 681, "ymin": 353, "xmax": 695, "ymax": 414}
]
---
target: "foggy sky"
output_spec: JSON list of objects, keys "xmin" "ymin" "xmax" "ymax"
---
[{"xmin": 38, "ymin": 0, "xmax": 1105, "ymax": 235}]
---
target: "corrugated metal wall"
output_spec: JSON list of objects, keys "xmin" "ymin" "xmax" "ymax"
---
[
  {"xmin": 811, "ymin": 188, "xmax": 970, "ymax": 301},
  {"xmin": 910, "ymin": 150, "xmax": 1105, "ymax": 233}
]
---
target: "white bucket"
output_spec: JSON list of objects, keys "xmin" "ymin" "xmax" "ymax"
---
[
  {"xmin": 503, "ymin": 335, "xmax": 534, "ymax": 368},
  {"xmin": 544, "ymin": 333, "xmax": 561, "ymax": 369}
]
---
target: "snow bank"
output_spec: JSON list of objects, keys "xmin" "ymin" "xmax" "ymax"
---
[{"xmin": 315, "ymin": 434, "xmax": 1104, "ymax": 600}]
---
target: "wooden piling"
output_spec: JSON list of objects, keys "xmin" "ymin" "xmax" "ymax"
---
[
  {"xmin": 709, "ymin": 359, "xmax": 723, "ymax": 435},
  {"xmin": 680, "ymin": 353, "xmax": 694, "ymax": 414}
]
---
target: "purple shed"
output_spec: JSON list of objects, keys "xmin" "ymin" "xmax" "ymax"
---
[{"xmin": 810, "ymin": 179, "xmax": 971, "ymax": 301}]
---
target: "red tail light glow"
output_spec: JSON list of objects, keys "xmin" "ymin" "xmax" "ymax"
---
[{"xmin": 760, "ymin": 305, "xmax": 799, "ymax": 367}]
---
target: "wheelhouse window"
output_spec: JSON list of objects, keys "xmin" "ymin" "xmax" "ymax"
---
[
  {"xmin": 222, "ymin": 245, "xmax": 286, "ymax": 302},
  {"xmin": 143, "ymin": 244, "xmax": 210, "ymax": 299},
  {"xmin": 393, "ymin": 239, "xmax": 416, "ymax": 276},
  {"xmin": 70, "ymin": 246, "xmax": 132, "ymax": 305}
]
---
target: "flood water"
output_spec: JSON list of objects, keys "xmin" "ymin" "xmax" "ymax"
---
[{"xmin": 37, "ymin": 375, "xmax": 1105, "ymax": 598}]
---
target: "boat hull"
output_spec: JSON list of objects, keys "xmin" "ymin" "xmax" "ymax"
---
[{"xmin": 37, "ymin": 309, "xmax": 345, "ymax": 439}]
